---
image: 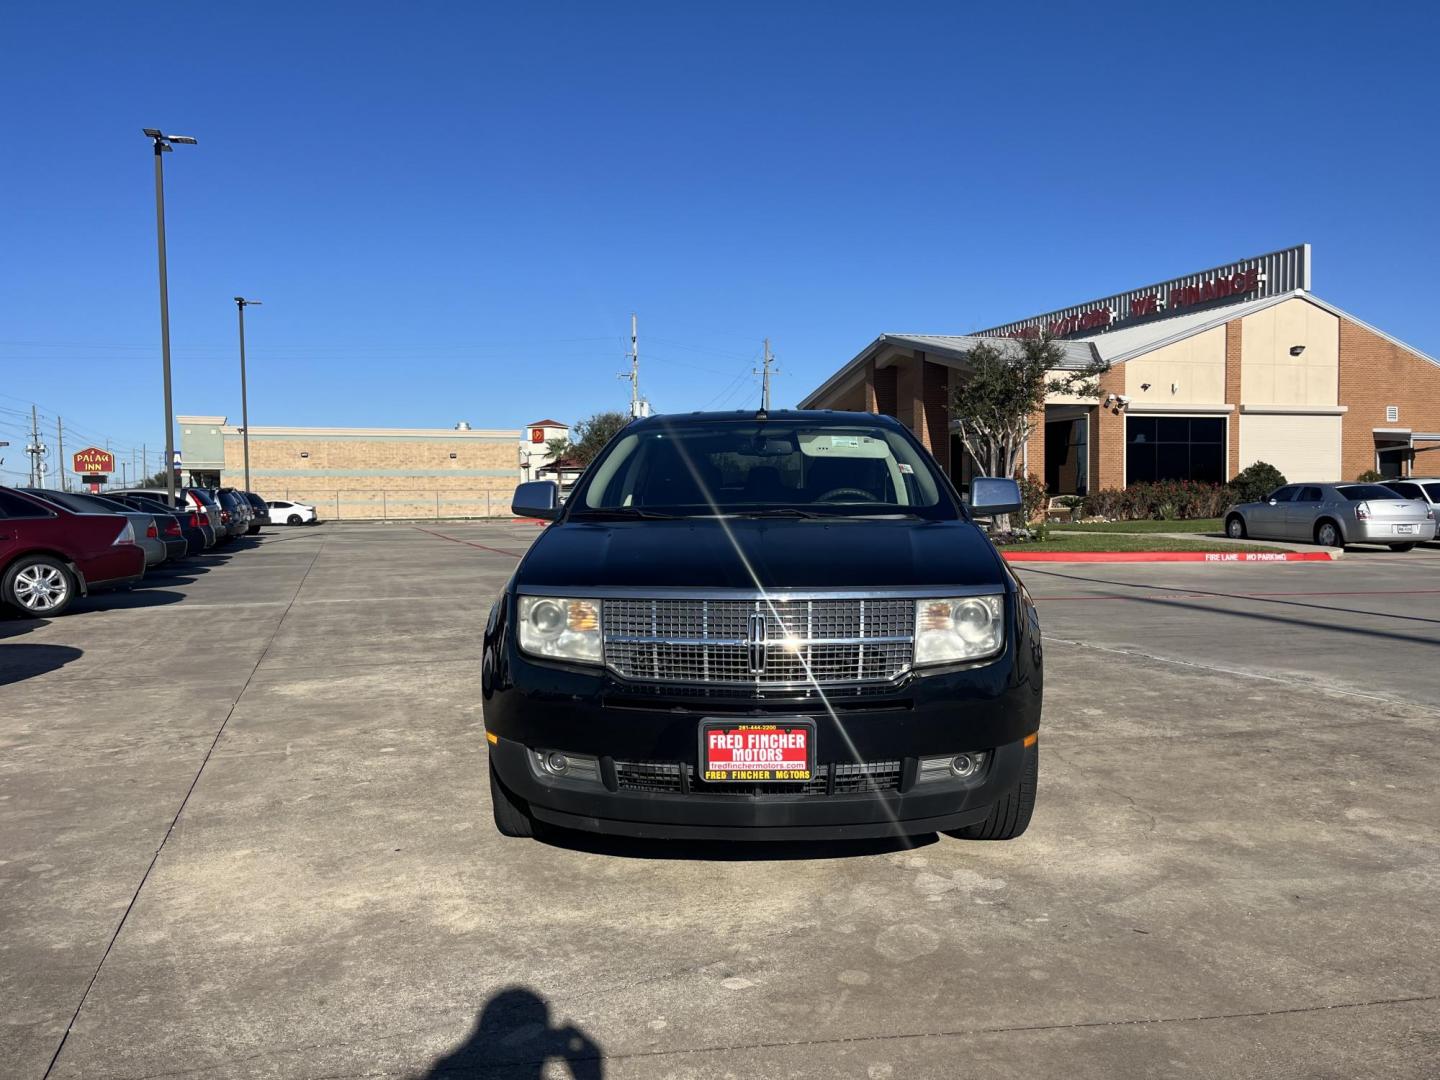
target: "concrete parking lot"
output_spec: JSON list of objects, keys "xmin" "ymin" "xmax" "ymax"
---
[{"xmin": 3, "ymin": 524, "xmax": 1438, "ymax": 1079}]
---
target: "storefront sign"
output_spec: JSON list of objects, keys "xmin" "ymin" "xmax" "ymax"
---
[
  {"xmin": 982, "ymin": 244, "xmax": 1309, "ymax": 341},
  {"xmin": 72, "ymin": 446, "xmax": 115, "ymax": 474}
]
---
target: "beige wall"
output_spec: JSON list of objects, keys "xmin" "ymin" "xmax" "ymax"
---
[
  {"xmin": 1241, "ymin": 298, "xmax": 1339, "ymax": 407},
  {"xmin": 1043, "ymin": 369, "xmax": 1101, "ymax": 406},
  {"xmin": 224, "ymin": 434, "xmax": 519, "ymax": 518},
  {"xmin": 1124, "ymin": 325, "xmax": 1227, "ymax": 405}
]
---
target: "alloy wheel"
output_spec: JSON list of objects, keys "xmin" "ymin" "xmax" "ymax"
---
[
  {"xmin": 14, "ymin": 564, "xmax": 69, "ymax": 612},
  {"xmin": 1318, "ymin": 522, "xmax": 1339, "ymax": 547}
]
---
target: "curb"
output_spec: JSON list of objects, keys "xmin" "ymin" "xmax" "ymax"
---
[{"xmin": 1003, "ymin": 550, "xmax": 1339, "ymax": 563}]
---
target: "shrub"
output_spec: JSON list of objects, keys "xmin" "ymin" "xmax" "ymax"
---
[
  {"xmin": 1355, "ymin": 469, "xmax": 1384, "ymax": 483},
  {"xmin": 1080, "ymin": 480, "xmax": 1232, "ymax": 521},
  {"xmin": 1229, "ymin": 461, "xmax": 1286, "ymax": 505},
  {"xmin": 1016, "ymin": 473, "xmax": 1047, "ymax": 524}
]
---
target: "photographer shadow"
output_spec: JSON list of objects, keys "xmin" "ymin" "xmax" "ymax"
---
[{"xmin": 422, "ymin": 986, "xmax": 602, "ymax": 1079}]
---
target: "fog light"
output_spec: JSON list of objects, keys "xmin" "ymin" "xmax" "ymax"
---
[
  {"xmin": 530, "ymin": 748, "xmax": 602, "ymax": 784},
  {"xmin": 950, "ymin": 754, "xmax": 978, "ymax": 779},
  {"xmin": 917, "ymin": 750, "xmax": 990, "ymax": 784}
]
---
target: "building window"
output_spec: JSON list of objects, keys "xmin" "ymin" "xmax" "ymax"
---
[{"xmin": 1126, "ymin": 416, "xmax": 1225, "ymax": 484}]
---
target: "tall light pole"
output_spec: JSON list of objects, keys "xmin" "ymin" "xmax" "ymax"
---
[
  {"xmin": 234, "ymin": 297, "xmax": 262, "ymax": 491},
  {"xmin": 144, "ymin": 128, "xmax": 197, "ymax": 507}
]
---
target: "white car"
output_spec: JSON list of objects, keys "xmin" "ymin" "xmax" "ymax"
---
[
  {"xmin": 266, "ymin": 499, "xmax": 320, "ymax": 525},
  {"xmin": 1383, "ymin": 478, "xmax": 1440, "ymax": 520}
]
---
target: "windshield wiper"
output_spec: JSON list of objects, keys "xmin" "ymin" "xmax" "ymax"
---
[
  {"xmin": 740, "ymin": 507, "xmax": 829, "ymax": 518},
  {"xmin": 574, "ymin": 507, "xmax": 688, "ymax": 520}
]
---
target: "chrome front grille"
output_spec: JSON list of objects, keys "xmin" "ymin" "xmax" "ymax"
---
[{"xmin": 603, "ymin": 597, "xmax": 914, "ymax": 686}]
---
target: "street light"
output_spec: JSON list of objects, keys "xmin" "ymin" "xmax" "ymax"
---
[
  {"xmin": 144, "ymin": 127, "xmax": 197, "ymax": 508},
  {"xmin": 234, "ymin": 298, "xmax": 262, "ymax": 491}
]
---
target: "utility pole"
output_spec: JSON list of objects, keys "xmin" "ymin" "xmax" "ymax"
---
[
  {"xmin": 235, "ymin": 297, "xmax": 262, "ymax": 490},
  {"xmin": 618, "ymin": 312, "xmax": 646, "ymax": 418},
  {"xmin": 144, "ymin": 128, "xmax": 198, "ymax": 508},
  {"xmin": 26, "ymin": 405, "xmax": 47, "ymax": 486},
  {"xmin": 142, "ymin": 443, "xmax": 147, "ymax": 485},
  {"xmin": 753, "ymin": 338, "xmax": 778, "ymax": 412},
  {"xmin": 56, "ymin": 417, "xmax": 66, "ymax": 491}
]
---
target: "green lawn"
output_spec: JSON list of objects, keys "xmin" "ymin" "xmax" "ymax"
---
[
  {"xmin": 1052, "ymin": 517, "xmax": 1224, "ymax": 534},
  {"xmin": 1007, "ymin": 533, "xmax": 1283, "ymax": 554}
]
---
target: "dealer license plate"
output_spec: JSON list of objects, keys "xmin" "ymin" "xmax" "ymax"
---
[
  {"xmin": 1395, "ymin": 524, "xmax": 1416, "ymax": 535},
  {"xmin": 700, "ymin": 720, "xmax": 814, "ymax": 783}
]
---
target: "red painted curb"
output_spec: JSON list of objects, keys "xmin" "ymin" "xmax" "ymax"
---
[{"xmin": 1003, "ymin": 550, "xmax": 1336, "ymax": 563}]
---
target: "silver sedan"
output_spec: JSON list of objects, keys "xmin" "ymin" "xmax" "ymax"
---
[{"xmin": 1225, "ymin": 482, "xmax": 1437, "ymax": 551}]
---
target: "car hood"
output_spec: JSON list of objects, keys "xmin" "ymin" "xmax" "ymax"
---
[{"xmin": 516, "ymin": 517, "xmax": 1007, "ymax": 592}]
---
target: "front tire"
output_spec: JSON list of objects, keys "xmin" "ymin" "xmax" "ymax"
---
[
  {"xmin": 489, "ymin": 760, "xmax": 535, "ymax": 838},
  {"xmin": 1315, "ymin": 520, "xmax": 1342, "ymax": 548},
  {"xmin": 2, "ymin": 556, "xmax": 76, "ymax": 618},
  {"xmin": 947, "ymin": 740, "xmax": 1037, "ymax": 841},
  {"xmin": 287, "ymin": 514, "xmax": 303, "ymax": 526},
  {"xmin": 1226, "ymin": 514, "xmax": 1247, "ymax": 539}
]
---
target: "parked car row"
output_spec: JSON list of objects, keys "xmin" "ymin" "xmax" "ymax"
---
[
  {"xmin": 0, "ymin": 484, "xmax": 279, "ymax": 618},
  {"xmin": 1225, "ymin": 480, "xmax": 1439, "ymax": 550}
]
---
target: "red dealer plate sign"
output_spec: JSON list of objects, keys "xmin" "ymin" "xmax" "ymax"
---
[{"xmin": 701, "ymin": 721, "xmax": 814, "ymax": 783}]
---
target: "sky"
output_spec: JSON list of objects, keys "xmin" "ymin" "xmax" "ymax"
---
[{"xmin": 3, "ymin": 1, "xmax": 1438, "ymax": 483}]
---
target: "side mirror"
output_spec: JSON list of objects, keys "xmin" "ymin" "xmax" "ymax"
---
[
  {"xmin": 969, "ymin": 476, "xmax": 1023, "ymax": 517},
  {"xmin": 1268, "ymin": 499, "xmax": 1278, "ymax": 506},
  {"xmin": 512, "ymin": 480, "xmax": 560, "ymax": 521}
]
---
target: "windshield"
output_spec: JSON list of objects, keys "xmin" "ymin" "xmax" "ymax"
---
[{"xmin": 571, "ymin": 418, "xmax": 957, "ymax": 519}]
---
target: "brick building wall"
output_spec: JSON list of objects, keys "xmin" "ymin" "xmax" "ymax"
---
[
  {"xmin": 1337, "ymin": 320, "xmax": 1440, "ymax": 480},
  {"xmin": 1224, "ymin": 319, "xmax": 1243, "ymax": 479},
  {"xmin": 920, "ymin": 359, "xmax": 950, "ymax": 471},
  {"xmin": 1092, "ymin": 367, "xmax": 1127, "ymax": 490},
  {"xmin": 225, "ymin": 432, "xmax": 520, "ymax": 519}
]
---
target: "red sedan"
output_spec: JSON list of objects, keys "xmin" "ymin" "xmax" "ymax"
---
[{"xmin": 0, "ymin": 487, "xmax": 147, "ymax": 617}]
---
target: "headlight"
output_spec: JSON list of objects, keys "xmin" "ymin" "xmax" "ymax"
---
[
  {"xmin": 518, "ymin": 596, "xmax": 603, "ymax": 664},
  {"xmin": 914, "ymin": 595, "xmax": 1004, "ymax": 666}
]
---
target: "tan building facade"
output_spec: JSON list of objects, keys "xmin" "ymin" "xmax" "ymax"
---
[
  {"xmin": 177, "ymin": 417, "xmax": 569, "ymax": 519},
  {"xmin": 800, "ymin": 246, "xmax": 1440, "ymax": 493}
]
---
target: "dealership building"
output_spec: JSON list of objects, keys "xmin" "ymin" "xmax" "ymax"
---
[
  {"xmin": 800, "ymin": 245, "xmax": 1440, "ymax": 493},
  {"xmin": 176, "ymin": 416, "xmax": 569, "ymax": 519}
]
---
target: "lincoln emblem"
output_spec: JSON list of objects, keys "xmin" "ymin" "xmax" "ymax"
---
[{"xmin": 747, "ymin": 612, "xmax": 768, "ymax": 674}]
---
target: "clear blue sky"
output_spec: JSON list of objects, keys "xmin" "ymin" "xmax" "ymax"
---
[{"xmin": 3, "ymin": 2, "xmax": 1437, "ymax": 480}]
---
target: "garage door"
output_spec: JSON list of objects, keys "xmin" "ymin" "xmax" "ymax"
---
[{"xmin": 1239, "ymin": 413, "xmax": 1342, "ymax": 481}]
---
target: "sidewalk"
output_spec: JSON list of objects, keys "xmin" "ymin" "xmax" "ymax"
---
[{"xmin": 1047, "ymin": 529, "xmax": 1338, "ymax": 555}]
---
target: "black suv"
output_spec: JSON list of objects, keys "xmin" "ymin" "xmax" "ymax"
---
[{"xmin": 483, "ymin": 411, "xmax": 1042, "ymax": 843}]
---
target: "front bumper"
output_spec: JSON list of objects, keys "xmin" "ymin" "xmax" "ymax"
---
[
  {"xmin": 483, "ymin": 599, "xmax": 1043, "ymax": 840},
  {"xmin": 489, "ymin": 732, "xmax": 1030, "ymax": 839}
]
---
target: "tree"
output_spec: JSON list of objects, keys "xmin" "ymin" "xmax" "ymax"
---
[
  {"xmin": 949, "ymin": 334, "xmax": 1109, "ymax": 481},
  {"xmin": 543, "ymin": 435, "xmax": 572, "ymax": 462},
  {"xmin": 569, "ymin": 411, "xmax": 631, "ymax": 465}
]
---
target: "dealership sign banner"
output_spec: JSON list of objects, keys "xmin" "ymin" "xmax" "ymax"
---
[
  {"xmin": 976, "ymin": 244, "xmax": 1312, "ymax": 340},
  {"xmin": 72, "ymin": 446, "xmax": 115, "ymax": 475}
]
